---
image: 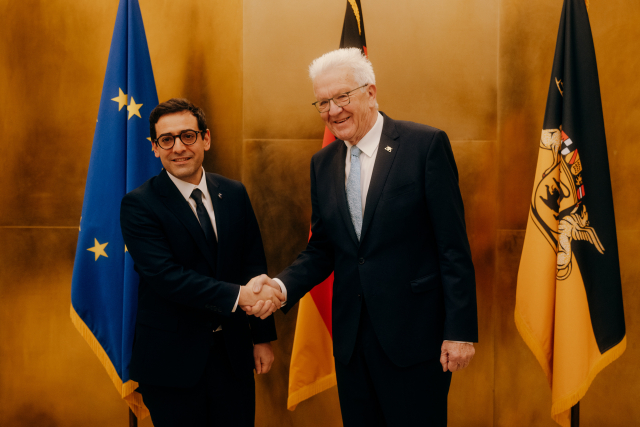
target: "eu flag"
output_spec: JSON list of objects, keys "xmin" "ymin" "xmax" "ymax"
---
[{"xmin": 70, "ymin": 0, "xmax": 159, "ymax": 418}]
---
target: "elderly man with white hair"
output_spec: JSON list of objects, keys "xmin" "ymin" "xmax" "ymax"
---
[{"xmin": 247, "ymin": 48, "xmax": 478, "ymax": 426}]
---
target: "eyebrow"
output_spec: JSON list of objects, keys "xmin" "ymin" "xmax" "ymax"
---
[{"xmin": 158, "ymin": 128, "xmax": 198, "ymax": 136}]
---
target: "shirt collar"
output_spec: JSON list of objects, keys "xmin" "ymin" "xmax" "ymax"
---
[
  {"xmin": 344, "ymin": 112, "xmax": 384, "ymax": 157},
  {"xmin": 166, "ymin": 167, "xmax": 209, "ymax": 202}
]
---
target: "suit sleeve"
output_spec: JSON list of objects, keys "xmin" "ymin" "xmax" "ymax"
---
[
  {"xmin": 120, "ymin": 193, "xmax": 240, "ymax": 316},
  {"xmin": 238, "ymin": 184, "xmax": 278, "ymax": 344},
  {"xmin": 424, "ymin": 130, "xmax": 478, "ymax": 342},
  {"xmin": 277, "ymin": 157, "xmax": 335, "ymax": 311}
]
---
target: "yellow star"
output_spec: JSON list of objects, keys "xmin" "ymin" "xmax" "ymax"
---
[
  {"xmin": 127, "ymin": 97, "xmax": 143, "ymax": 119},
  {"xmin": 111, "ymin": 88, "xmax": 128, "ymax": 111},
  {"xmin": 124, "ymin": 245, "xmax": 128, "ymax": 253},
  {"xmin": 87, "ymin": 238, "xmax": 109, "ymax": 261}
]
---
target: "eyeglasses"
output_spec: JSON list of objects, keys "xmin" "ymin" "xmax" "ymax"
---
[
  {"xmin": 154, "ymin": 130, "xmax": 206, "ymax": 150},
  {"xmin": 312, "ymin": 84, "xmax": 368, "ymax": 113}
]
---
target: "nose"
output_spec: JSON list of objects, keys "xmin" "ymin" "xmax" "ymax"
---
[
  {"xmin": 172, "ymin": 137, "xmax": 187, "ymax": 153},
  {"xmin": 327, "ymin": 99, "xmax": 343, "ymax": 115}
]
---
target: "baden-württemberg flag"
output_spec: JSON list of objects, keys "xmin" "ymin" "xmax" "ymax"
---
[
  {"xmin": 70, "ymin": 0, "xmax": 159, "ymax": 418},
  {"xmin": 515, "ymin": 1, "xmax": 626, "ymax": 426}
]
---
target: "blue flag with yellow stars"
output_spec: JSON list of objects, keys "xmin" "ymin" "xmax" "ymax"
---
[{"xmin": 70, "ymin": 0, "xmax": 159, "ymax": 418}]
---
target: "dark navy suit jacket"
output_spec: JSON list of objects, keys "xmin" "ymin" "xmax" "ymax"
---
[
  {"xmin": 120, "ymin": 170, "xmax": 276, "ymax": 388},
  {"xmin": 278, "ymin": 113, "xmax": 477, "ymax": 367}
]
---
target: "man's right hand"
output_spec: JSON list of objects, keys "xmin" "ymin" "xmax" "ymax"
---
[{"xmin": 238, "ymin": 274, "xmax": 285, "ymax": 319}]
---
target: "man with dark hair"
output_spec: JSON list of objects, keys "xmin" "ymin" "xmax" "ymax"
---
[{"xmin": 120, "ymin": 98, "xmax": 283, "ymax": 426}]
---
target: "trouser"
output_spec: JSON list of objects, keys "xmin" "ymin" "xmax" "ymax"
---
[
  {"xmin": 137, "ymin": 332, "xmax": 255, "ymax": 427},
  {"xmin": 335, "ymin": 303, "xmax": 452, "ymax": 427}
]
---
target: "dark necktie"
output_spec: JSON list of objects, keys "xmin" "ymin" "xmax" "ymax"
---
[
  {"xmin": 190, "ymin": 188, "xmax": 220, "ymax": 331},
  {"xmin": 191, "ymin": 189, "xmax": 216, "ymax": 243},
  {"xmin": 190, "ymin": 188, "xmax": 218, "ymax": 265}
]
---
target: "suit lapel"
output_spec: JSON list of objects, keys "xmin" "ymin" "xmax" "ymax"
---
[
  {"xmin": 153, "ymin": 170, "xmax": 217, "ymax": 273},
  {"xmin": 360, "ymin": 114, "xmax": 400, "ymax": 243},
  {"xmin": 332, "ymin": 141, "xmax": 360, "ymax": 246}
]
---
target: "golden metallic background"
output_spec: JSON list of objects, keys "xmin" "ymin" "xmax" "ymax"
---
[{"xmin": 0, "ymin": 0, "xmax": 638, "ymax": 425}]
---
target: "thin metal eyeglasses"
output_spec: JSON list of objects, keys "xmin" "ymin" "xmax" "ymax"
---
[
  {"xmin": 154, "ymin": 130, "xmax": 206, "ymax": 150},
  {"xmin": 312, "ymin": 84, "xmax": 368, "ymax": 113}
]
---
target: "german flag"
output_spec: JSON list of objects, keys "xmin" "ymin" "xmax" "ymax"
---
[
  {"xmin": 287, "ymin": 0, "xmax": 367, "ymax": 411},
  {"xmin": 515, "ymin": 1, "xmax": 626, "ymax": 425}
]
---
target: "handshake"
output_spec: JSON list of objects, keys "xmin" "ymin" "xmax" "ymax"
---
[{"xmin": 238, "ymin": 274, "xmax": 286, "ymax": 319}]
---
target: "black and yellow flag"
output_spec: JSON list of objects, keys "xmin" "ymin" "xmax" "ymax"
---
[{"xmin": 515, "ymin": 0, "xmax": 626, "ymax": 426}]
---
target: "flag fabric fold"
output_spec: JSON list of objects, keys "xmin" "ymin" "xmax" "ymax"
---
[
  {"xmin": 70, "ymin": 0, "xmax": 159, "ymax": 419},
  {"xmin": 287, "ymin": 0, "xmax": 367, "ymax": 411},
  {"xmin": 515, "ymin": 1, "xmax": 626, "ymax": 425}
]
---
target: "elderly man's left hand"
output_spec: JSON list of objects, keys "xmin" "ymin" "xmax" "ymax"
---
[{"xmin": 440, "ymin": 341, "xmax": 475, "ymax": 372}]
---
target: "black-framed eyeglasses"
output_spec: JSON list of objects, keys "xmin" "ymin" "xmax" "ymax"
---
[
  {"xmin": 312, "ymin": 84, "xmax": 368, "ymax": 113},
  {"xmin": 154, "ymin": 130, "xmax": 206, "ymax": 150}
]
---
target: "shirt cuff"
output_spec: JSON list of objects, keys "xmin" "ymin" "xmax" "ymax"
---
[
  {"xmin": 231, "ymin": 287, "xmax": 241, "ymax": 312},
  {"xmin": 273, "ymin": 278, "xmax": 287, "ymax": 307},
  {"xmin": 444, "ymin": 340, "xmax": 473, "ymax": 345}
]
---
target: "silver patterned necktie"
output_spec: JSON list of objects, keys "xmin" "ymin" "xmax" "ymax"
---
[{"xmin": 346, "ymin": 145, "xmax": 363, "ymax": 241}]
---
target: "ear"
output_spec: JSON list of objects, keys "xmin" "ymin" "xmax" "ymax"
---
[
  {"xmin": 152, "ymin": 141, "xmax": 160, "ymax": 158},
  {"xmin": 203, "ymin": 129, "xmax": 211, "ymax": 151},
  {"xmin": 366, "ymin": 83, "xmax": 377, "ymax": 107}
]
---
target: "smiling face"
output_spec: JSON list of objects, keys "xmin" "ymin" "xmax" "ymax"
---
[
  {"xmin": 152, "ymin": 111, "xmax": 210, "ymax": 185},
  {"xmin": 313, "ymin": 67, "xmax": 378, "ymax": 145}
]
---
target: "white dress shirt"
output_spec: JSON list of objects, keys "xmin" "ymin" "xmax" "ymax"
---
[{"xmin": 166, "ymin": 168, "xmax": 241, "ymax": 323}]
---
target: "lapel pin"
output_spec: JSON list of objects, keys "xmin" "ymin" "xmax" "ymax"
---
[
  {"xmin": 218, "ymin": 193, "xmax": 223, "ymax": 199},
  {"xmin": 385, "ymin": 146, "xmax": 393, "ymax": 152}
]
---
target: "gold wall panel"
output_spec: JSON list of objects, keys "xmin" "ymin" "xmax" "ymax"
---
[
  {"xmin": 0, "ymin": 228, "xmax": 132, "ymax": 426},
  {"xmin": 0, "ymin": 1, "xmax": 113, "ymax": 226},
  {"xmin": 243, "ymin": 0, "xmax": 498, "ymax": 142},
  {"xmin": 140, "ymin": 0, "xmax": 244, "ymax": 180},
  {"xmin": 448, "ymin": 141, "xmax": 497, "ymax": 426},
  {"xmin": 242, "ymin": 138, "xmax": 344, "ymax": 426},
  {"xmin": 588, "ymin": 2, "xmax": 640, "ymax": 231},
  {"xmin": 365, "ymin": 1, "xmax": 498, "ymax": 141},
  {"xmin": 242, "ymin": 0, "xmax": 343, "ymax": 140}
]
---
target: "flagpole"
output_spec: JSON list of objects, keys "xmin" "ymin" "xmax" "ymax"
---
[
  {"xmin": 571, "ymin": 402, "xmax": 579, "ymax": 427},
  {"xmin": 129, "ymin": 409, "xmax": 138, "ymax": 427}
]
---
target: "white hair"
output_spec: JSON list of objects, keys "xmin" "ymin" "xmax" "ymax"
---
[{"xmin": 309, "ymin": 48, "xmax": 376, "ymax": 88}]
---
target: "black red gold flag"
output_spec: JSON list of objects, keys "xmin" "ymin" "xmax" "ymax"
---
[
  {"xmin": 515, "ymin": 1, "xmax": 626, "ymax": 425},
  {"xmin": 287, "ymin": 0, "xmax": 368, "ymax": 410}
]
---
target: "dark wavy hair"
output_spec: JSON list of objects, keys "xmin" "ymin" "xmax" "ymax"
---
[{"xmin": 149, "ymin": 98, "xmax": 207, "ymax": 141}]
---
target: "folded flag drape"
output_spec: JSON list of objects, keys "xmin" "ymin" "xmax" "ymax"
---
[
  {"xmin": 70, "ymin": 0, "xmax": 160, "ymax": 418},
  {"xmin": 515, "ymin": 1, "xmax": 626, "ymax": 425}
]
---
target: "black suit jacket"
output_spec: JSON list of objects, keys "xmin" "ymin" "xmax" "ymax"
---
[
  {"xmin": 278, "ymin": 113, "xmax": 477, "ymax": 367},
  {"xmin": 120, "ymin": 170, "xmax": 276, "ymax": 388}
]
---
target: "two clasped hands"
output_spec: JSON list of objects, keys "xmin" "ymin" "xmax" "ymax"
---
[
  {"xmin": 238, "ymin": 274, "xmax": 284, "ymax": 319},
  {"xmin": 237, "ymin": 274, "xmax": 474, "ymax": 373}
]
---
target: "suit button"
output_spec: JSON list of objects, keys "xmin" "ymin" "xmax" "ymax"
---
[{"xmin": 358, "ymin": 258, "xmax": 365, "ymax": 265}]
